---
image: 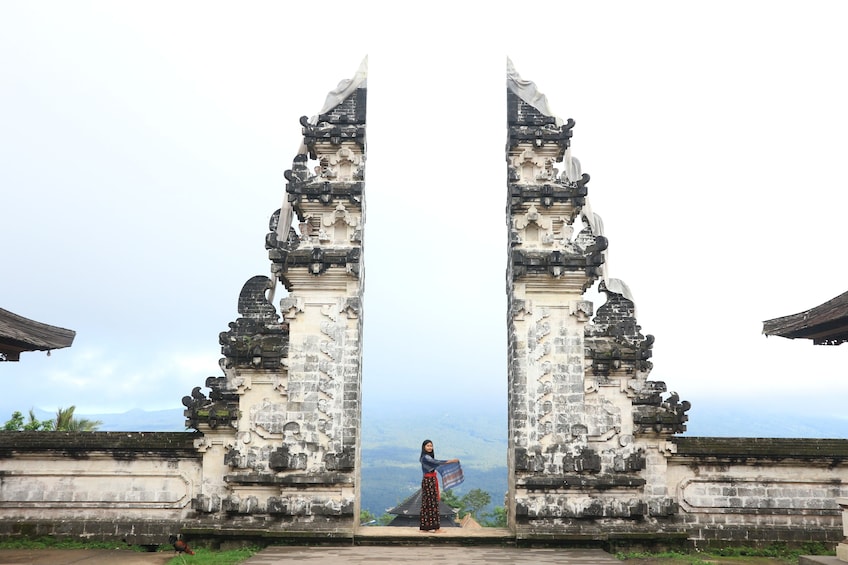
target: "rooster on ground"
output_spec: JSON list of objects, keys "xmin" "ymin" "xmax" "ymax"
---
[{"xmin": 168, "ymin": 534, "xmax": 195, "ymax": 556}]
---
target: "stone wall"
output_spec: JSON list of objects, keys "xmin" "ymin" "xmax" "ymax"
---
[
  {"xmin": 0, "ymin": 432, "xmax": 201, "ymax": 544},
  {"xmin": 1, "ymin": 432, "xmax": 846, "ymax": 548},
  {"xmin": 668, "ymin": 438, "xmax": 848, "ymax": 548}
]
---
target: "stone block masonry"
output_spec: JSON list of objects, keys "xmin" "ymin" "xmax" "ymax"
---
[
  {"xmin": 505, "ymin": 62, "xmax": 689, "ymax": 540},
  {"xmin": 0, "ymin": 432, "xmax": 201, "ymax": 544},
  {"xmin": 668, "ymin": 437, "xmax": 848, "ymax": 547},
  {"xmin": 179, "ymin": 62, "xmax": 367, "ymax": 537}
]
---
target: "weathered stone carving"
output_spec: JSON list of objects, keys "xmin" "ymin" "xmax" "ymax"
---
[
  {"xmin": 506, "ymin": 62, "xmax": 690, "ymax": 538},
  {"xmin": 180, "ymin": 63, "xmax": 366, "ymax": 532},
  {"xmin": 583, "ymin": 281, "xmax": 691, "ymax": 435},
  {"xmin": 182, "ymin": 384, "xmax": 238, "ymax": 431},
  {"xmin": 183, "ymin": 275, "xmax": 288, "ymax": 432},
  {"xmin": 219, "ymin": 275, "xmax": 289, "ymax": 370}
]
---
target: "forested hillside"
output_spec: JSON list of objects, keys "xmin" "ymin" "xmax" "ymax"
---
[{"xmin": 359, "ymin": 401, "xmax": 508, "ymax": 517}]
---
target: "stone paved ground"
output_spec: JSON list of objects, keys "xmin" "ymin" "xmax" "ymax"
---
[
  {"xmin": 242, "ymin": 546, "xmax": 622, "ymax": 565},
  {"xmin": 0, "ymin": 547, "xmax": 622, "ymax": 565},
  {"xmin": 0, "ymin": 547, "xmax": 833, "ymax": 565},
  {"xmin": 0, "ymin": 548, "xmax": 171, "ymax": 565}
]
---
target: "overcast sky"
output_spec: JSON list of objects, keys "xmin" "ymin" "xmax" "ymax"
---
[{"xmin": 2, "ymin": 2, "xmax": 846, "ymax": 432}]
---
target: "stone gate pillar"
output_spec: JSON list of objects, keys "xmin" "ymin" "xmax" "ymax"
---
[
  {"xmin": 182, "ymin": 62, "xmax": 367, "ymax": 537},
  {"xmin": 505, "ymin": 61, "xmax": 690, "ymax": 541}
]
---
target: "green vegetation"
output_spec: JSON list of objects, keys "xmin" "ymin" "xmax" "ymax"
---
[
  {"xmin": 707, "ymin": 543, "xmax": 833, "ymax": 558},
  {"xmin": 2, "ymin": 406, "xmax": 102, "ymax": 432},
  {"xmin": 442, "ymin": 488, "xmax": 507, "ymax": 527},
  {"xmin": 617, "ymin": 550, "xmax": 726, "ymax": 565},
  {"xmin": 616, "ymin": 542, "xmax": 835, "ymax": 565},
  {"xmin": 483, "ymin": 505, "xmax": 508, "ymax": 527},
  {"xmin": 3, "ymin": 409, "xmax": 54, "ymax": 431},
  {"xmin": 359, "ymin": 509, "xmax": 393, "ymax": 525},
  {"xmin": 164, "ymin": 546, "xmax": 259, "ymax": 564}
]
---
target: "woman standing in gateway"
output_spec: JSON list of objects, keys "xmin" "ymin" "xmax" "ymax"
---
[{"xmin": 419, "ymin": 439, "xmax": 459, "ymax": 533}]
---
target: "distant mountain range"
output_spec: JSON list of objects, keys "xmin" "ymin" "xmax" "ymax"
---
[
  {"xmin": 16, "ymin": 403, "xmax": 847, "ymax": 519},
  {"xmin": 684, "ymin": 402, "xmax": 848, "ymax": 439}
]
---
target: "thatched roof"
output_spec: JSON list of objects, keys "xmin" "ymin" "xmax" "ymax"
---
[
  {"xmin": 762, "ymin": 290, "xmax": 848, "ymax": 346},
  {"xmin": 386, "ymin": 488, "xmax": 458, "ymax": 527},
  {"xmin": 0, "ymin": 308, "xmax": 75, "ymax": 361}
]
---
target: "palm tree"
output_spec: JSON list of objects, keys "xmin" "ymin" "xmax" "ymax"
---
[
  {"xmin": 54, "ymin": 406, "xmax": 102, "ymax": 432},
  {"xmin": 25, "ymin": 409, "xmax": 52, "ymax": 430}
]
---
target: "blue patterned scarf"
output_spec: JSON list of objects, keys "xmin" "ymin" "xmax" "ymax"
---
[{"xmin": 437, "ymin": 461, "xmax": 464, "ymax": 490}]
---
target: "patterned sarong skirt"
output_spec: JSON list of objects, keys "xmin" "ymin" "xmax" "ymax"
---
[{"xmin": 420, "ymin": 472, "xmax": 440, "ymax": 531}]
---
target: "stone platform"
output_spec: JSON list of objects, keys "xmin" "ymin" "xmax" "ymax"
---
[
  {"xmin": 242, "ymin": 545, "xmax": 621, "ymax": 565},
  {"xmin": 354, "ymin": 525, "xmax": 514, "ymax": 543},
  {"xmin": 0, "ymin": 546, "xmax": 620, "ymax": 565}
]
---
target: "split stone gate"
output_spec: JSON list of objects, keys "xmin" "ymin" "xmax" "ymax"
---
[
  {"xmin": 176, "ymin": 60, "xmax": 692, "ymax": 539},
  {"xmin": 2, "ymin": 61, "xmax": 847, "ymax": 550}
]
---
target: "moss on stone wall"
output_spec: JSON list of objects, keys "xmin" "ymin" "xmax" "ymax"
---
[
  {"xmin": 673, "ymin": 437, "xmax": 848, "ymax": 461},
  {"xmin": 0, "ymin": 431, "xmax": 202, "ymax": 458}
]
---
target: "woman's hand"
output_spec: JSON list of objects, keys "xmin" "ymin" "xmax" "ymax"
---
[{"xmin": 450, "ymin": 458, "xmax": 460, "ymax": 463}]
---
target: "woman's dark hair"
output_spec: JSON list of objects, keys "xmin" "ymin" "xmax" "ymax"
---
[{"xmin": 420, "ymin": 439, "xmax": 433, "ymax": 461}]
